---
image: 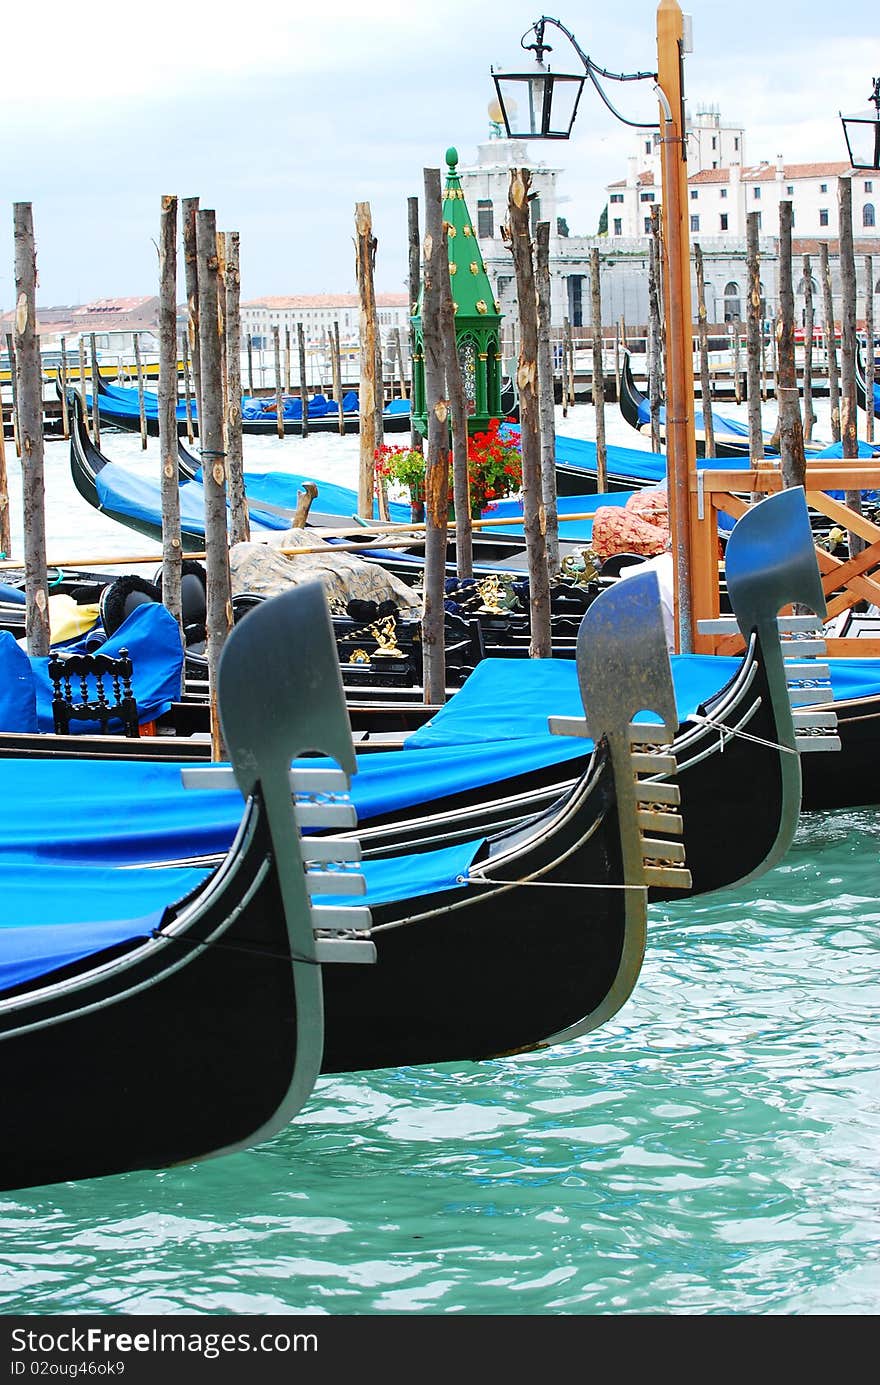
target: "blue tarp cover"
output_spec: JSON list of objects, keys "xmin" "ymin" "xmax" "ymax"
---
[
  {"xmin": 0, "ymin": 838, "xmax": 482, "ymax": 992},
  {"xmin": 0, "ymin": 603, "xmax": 185, "ymax": 734}
]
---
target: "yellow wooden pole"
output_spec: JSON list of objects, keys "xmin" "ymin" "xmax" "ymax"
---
[{"xmin": 656, "ymin": 0, "xmax": 699, "ymax": 652}]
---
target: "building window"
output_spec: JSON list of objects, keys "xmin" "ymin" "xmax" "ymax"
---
[
  {"xmin": 720, "ymin": 188, "xmax": 728, "ymax": 199},
  {"xmin": 640, "ymin": 191, "xmax": 655, "ymax": 202},
  {"xmin": 711, "ymin": 136, "xmax": 717, "ymax": 150},
  {"xmin": 477, "ymin": 199, "xmax": 493, "ymax": 238},
  {"xmin": 569, "ymin": 275, "xmax": 584, "ymax": 327},
  {"xmin": 645, "ymin": 140, "xmax": 651, "ymax": 154},
  {"xmin": 690, "ymin": 189, "xmax": 698, "ymax": 200},
  {"xmin": 644, "ymin": 217, "xmax": 652, "ymax": 233},
  {"xmin": 864, "ymin": 204, "xmax": 876, "ymax": 228},
  {"xmin": 755, "ymin": 212, "xmax": 762, "ymax": 230},
  {"xmin": 724, "ymin": 282, "xmax": 742, "ymax": 321},
  {"xmin": 720, "ymin": 213, "xmax": 729, "ymax": 231},
  {"xmin": 819, "ymin": 208, "xmax": 829, "ymax": 226},
  {"xmin": 690, "ymin": 215, "xmax": 700, "ymax": 232},
  {"xmin": 734, "ymin": 137, "xmax": 740, "ymax": 150},
  {"xmin": 613, "ymin": 218, "xmax": 623, "ymax": 236},
  {"xmin": 865, "ymin": 181, "xmax": 873, "ymax": 193},
  {"xmin": 753, "ymin": 186, "xmax": 761, "ymax": 200},
  {"xmin": 610, "ymin": 192, "xmax": 624, "ymax": 203},
  {"xmin": 786, "ymin": 184, "xmax": 794, "ymax": 195},
  {"xmin": 529, "ymin": 197, "xmax": 542, "ymax": 232},
  {"xmin": 820, "ymin": 183, "xmax": 828, "ymax": 193}
]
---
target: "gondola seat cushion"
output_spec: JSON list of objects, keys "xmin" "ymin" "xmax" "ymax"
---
[{"xmin": 0, "ymin": 632, "xmax": 38, "ymax": 733}]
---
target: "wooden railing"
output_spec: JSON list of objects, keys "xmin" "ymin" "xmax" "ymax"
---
[{"xmin": 688, "ymin": 462, "xmax": 880, "ymax": 657}]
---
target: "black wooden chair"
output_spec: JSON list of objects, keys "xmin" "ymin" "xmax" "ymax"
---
[{"xmin": 47, "ymin": 647, "xmax": 140, "ymax": 738}]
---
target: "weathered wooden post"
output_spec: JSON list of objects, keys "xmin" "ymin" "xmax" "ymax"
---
[
  {"xmin": 439, "ymin": 234, "xmax": 471, "ymax": 579},
  {"xmin": 76, "ymin": 333, "xmax": 87, "ymax": 438},
  {"xmin": 182, "ymin": 197, "xmax": 203, "ymax": 429},
  {"xmin": 407, "ymin": 195, "xmax": 424, "ymax": 460},
  {"xmin": 420, "ymin": 168, "xmax": 450, "ymax": 702},
  {"xmin": 158, "ymin": 195, "xmax": 183, "ymax": 649},
  {"xmin": 648, "ymin": 204, "xmax": 663, "ymax": 453},
  {"xmin": 181, "ymin": 329, "xmax": 195, "ymax": 442},
  {"xmin": 331, "ymin": 321, "xmax": 345, "ymax": 435},
  {"xmin": 745, "ymin": 212, "xmax": 764, "ymax": 463},
  {"xmin": 196, "ymin": 208, "xmax": 232, "ymax": 761},
  {"xmin": 590, "ymin": 247, "xmax": 608, "ymax": 491},
  {"xmin": 393, "ymin": 326, "xmax": 407, "ymax": 399},
  {"xmin": 864, "ymin": 255, "xmax": 875, "ymax": 446},
  {"xmin": 13, "ymin": 203, "xmax": 50, "ymax": 655},
  {"xmin": 59, "ymin": 334, "xmax": 70, "ymax": 440},
  {"xmin": 284, "ymin": 325, "xmax": 292, "ymax": 394},
  {"xmin": 562, "ymin": 316, "xmax": 575, "ymax": 417},
  {"xmin": 216, "ymin": 233, "xmax": 228, "ymax": 440},
  {"xmin": 838, "ymin": 176, "xmax": 863, "ymax": 554},
  {"xmin": 225, "ymin": 230, "xmax": 249, "ymax": 547},
  {"xmin": 89, "ymin": 333, "xmax": 101, "ymax": 446},
  {"xmin": 694, "ymin": 243, "xmax": 715, "ymax": 459},
  {"xmin": 133, "ymin": 331, "xmax": 147, "ymax": 449},
  {"xmin": 732, "ymin": 322, "xmax": 742, "ymax": 405},
  {"xmin": 536, "ymin": 222, "xmax": 559, "ymax": 574},
  {"xmin": 774, "ymin": 201, "xmax": 806, "ymax": 490},
  {"xmin": 504, "ymin": 167, "xmax": 551, "ymax": 658},
  {"xmin": 297, "ymin": 321, "xmax": 309, "ymax": 440},
  {"xmin": 6, "ymin": 334, "xmax": 22, "ymax": 458},
  {"xmin": 355, "ymin": 201, "xmax": 378, "ymax": 516},
  {"xmin": 272, "ymin": 324, "xmax": 284, "ymax": 439},
  {"xmin": 820, "ymin": 241, "xmax": 841, "ymax": 441},
  {"xmin": 802, "ymin": 254, "xmax": 817, "ymax": 442},
  {"xmin": 246, "ymin": 332, "xmax": 254, "ymax": 397},
  {"xmin": 374, "ymin": 334, "xmax": 385, "ymax": 449}
]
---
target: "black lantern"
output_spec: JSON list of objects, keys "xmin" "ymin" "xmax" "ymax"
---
[
  {"xmin": 840, "ymin": 77, "xmax": 880, "ymax": 171},
  {"xmin": 491, "ymin": 19, "xmax": 585, "ymax": 139}
]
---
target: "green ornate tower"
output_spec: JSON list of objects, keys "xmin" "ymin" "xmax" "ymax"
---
[{"xmin": 411, "ymin": 147, "xmax": 504, "ymax": 437}]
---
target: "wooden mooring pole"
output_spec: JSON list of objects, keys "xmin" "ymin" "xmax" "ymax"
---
[
  {"xmin": 648, "ymin": 204, "xmax": 663, "ymax": 453},
  {"xmin": 420, "ymin": 168, "xmax": 449, "ymax": 702},
  {"xmin": 746, "ymin": 212, "xmax": 764, "ymax": 463},
  {"xmin": 820, "ymin": 241, "xmax": 841, "ymax": 441},
  {"xmin": 694, "ymin": 243, "xmax": 715, "ymax": 458},
  {"xmin": 536, "ymin": 222, "xmax": 559, "ymax": 575},
  {"xmin": 590, "ymin": 247, "xmax": 607, "ymax": 491},
  {"xmin": 802, "ymin": 254, "xmax": 817, "ymax": 442},
  {"xmin": 272, "ymin": 324, "xmax": 284, "ymax": 439},
  {"xmin": 89, "ymin": 333, "xmax": 101, "ymax": 446},
  {"xmin": 838, "ymin": 175, "xmax": 863, "ymax": 555},
  {"xmin": 505, "ymin": 167, "xmax": 551, "ymax": 658},
  {"xmin": 59, "ymin": 335, "xmax": 70, "ymax": 440},
  {"xmin": 225, "ymin": 230, "xmax": 249, "ymax": 546},
  {"xmin": 865, "ymin": 255, "xmax": 875, "ymax": 447},
  {"xmin": 355, "ymin": 200, "xmax": 378, "ymax": 517},
  {"xmin": 407, "ymin": 194, "xmax": 423, "ymax": 458},
  {"xmin": 158, "ymin": 194, "xmax": 183, "ymax": 648},
  {"xmin": 77, "ymin": 334, "xmax": 87, "ymax": 437},
  {"xmin": 182, "ymin": 197, "xmax": 203, "ymax": 429},
  {"xmin": 13, "ymin": 202, "xmax": 50, "ymax": 655},
  {"xmin": 774, "ymin": 201, "xmax": 806, "ymax": 489},
  {"xmin": 331, "ymin": 321, "xmax": 344, "ymax": 435},
  {"xmin": 181, "ymin": 330, "xmax": 195, "ymax": 442},
  {"xmin": 5, "ymin": 334, "xmax": 21, "ymax": 459},
  {"xmin": 134, "ymin": 331, "xmax": 147, "ymax": 449},
  {"xmin": 297, "ymin": 322, "xmax": 309, "ymax": 440},
  {"xmin": 196, "ymin": 208, "xmax": 232, "ymax": 762}
]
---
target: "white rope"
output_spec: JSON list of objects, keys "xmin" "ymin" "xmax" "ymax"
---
[{"xmin": 686, "ymin": 711, "xmax": 799, "ymax": 756}]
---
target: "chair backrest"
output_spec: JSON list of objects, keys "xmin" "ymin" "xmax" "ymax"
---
[{"xmin": 47, "ymin": 646, "xmax": 140, "ymax": 737}]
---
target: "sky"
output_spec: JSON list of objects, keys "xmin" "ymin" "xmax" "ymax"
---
[{"xmin": 0, "ymin": 0, "xmax": 876, "ymax": 310}]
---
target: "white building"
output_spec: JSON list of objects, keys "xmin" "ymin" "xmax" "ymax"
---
[{"xmin": 240, "ymin": 294, "xmax": 410, "ymax": 350}]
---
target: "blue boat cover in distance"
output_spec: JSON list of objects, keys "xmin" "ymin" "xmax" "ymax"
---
[
  {"xmin": 0, "ymin": 838, "xmax": 483, "ymax": 992},
  {"xmin": 0, "ymin": 632, "xmax": 38, "ymax": 733},
  {"xmin": 0, "ymin": 583, "xmax": 26, "ymax": 605},
  {"xmin": 23, "ymin": 602, "xmax": 185, "ymax": 734}
]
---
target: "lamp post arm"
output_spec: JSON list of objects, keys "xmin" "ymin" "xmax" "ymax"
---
[{"xmin": 525, "ymin": 15, "xmax": 655, "ymax": 83}]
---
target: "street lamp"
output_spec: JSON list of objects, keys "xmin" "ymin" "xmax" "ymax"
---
[
  {"xmin": 489, "ymin": 3, "xmax": 699, "ymax": 654},
  {"xmin": 840, "ymin": 77, "xmax": 880, "ymax": 171}
]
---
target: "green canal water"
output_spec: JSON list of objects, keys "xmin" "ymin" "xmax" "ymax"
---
[{"xmin": 1, "ymin": 806, "xmax": 878, "ymax": 1316}]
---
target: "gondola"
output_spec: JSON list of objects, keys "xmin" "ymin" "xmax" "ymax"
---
[
  {"xmin": 0, "ymin": 491, "xmax": 838, "ymax": 912},
  {"xmin": 0, "ymin": 572, "xmax": 690, "ymax": 1192},
  {"xmin": 616, "ymin": 348, "xmax": 847, "ymax": 462},
  {"xmin": 89, "ymin": 370, "xmax": 413, "ymax": 436}
]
